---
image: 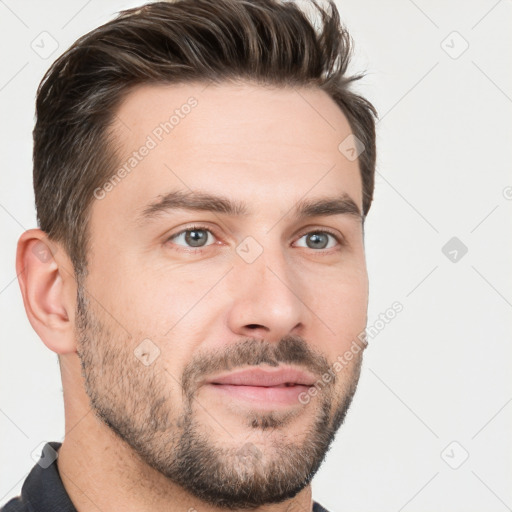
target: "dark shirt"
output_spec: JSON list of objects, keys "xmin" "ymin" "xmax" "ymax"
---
[{"xmin": 1, "ymin": 442, "xmax": 331, "ymax": 512}]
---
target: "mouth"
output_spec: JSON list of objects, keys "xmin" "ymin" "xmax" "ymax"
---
[{"xmin": 203, "ymin": 366, "xmax": 317, "ymax": 406}]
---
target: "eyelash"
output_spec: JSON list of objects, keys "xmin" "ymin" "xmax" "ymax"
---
[{"xmin": 165, "ymin": 224, "xmax": 345, "ymax": 254}]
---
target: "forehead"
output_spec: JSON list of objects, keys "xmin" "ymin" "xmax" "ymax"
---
[
  {"xmin": 94, "ymin": 82, "xmax": 362, "ymax": 227},
  {"xmin": 114, "ymin": 81, "xmax": 353, "ymax": 156}
]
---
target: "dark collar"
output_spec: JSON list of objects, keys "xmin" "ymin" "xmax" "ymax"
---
[{"xmin": 2, "ymin": 442, "xmax": 77, "ymax": 512}]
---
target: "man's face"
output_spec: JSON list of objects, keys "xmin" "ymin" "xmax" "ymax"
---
[{"xmin": 76, "ymin": 82, "xmax": 369, "ymax": 508}]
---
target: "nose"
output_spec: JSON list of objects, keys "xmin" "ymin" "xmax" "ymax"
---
[{"xmin": 225, "ymin": 245, "xmax": 310, "ymax": 342}]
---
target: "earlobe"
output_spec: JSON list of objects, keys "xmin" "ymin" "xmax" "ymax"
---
[{"xmin": 16, "ymin": 228, "xmax": 77, "ymax": 355}]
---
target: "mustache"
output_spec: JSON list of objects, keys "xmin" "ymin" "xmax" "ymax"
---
[{"xmin": 181, "ymin": 335, "xmax": 332, "ymax": 396}]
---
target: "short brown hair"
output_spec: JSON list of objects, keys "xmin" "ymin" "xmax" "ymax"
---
[{"xmin": 33, "ymin": 0, "xmax": 377, "ymax": 278}]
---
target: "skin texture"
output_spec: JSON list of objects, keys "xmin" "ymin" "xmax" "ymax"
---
[{"xmin": 16, "ymin": 82, "xmax": 369, "ymax": 512}]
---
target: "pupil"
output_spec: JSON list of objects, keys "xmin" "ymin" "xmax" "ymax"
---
[
  {"xmin": 307, "ymin": 233, "xmax": 328, "ymax": 249},
  {"xmin": 185, "ymin": 230, "xmax": 207, "ymax": 247}
]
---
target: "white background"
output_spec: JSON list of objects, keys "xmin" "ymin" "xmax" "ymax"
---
[{"xmin": 1, "ymin": 1, "xmax": 511, "ymax": 511}]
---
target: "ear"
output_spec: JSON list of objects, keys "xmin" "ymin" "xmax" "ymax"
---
[{"xmin": 16, "ymin": 229, "xmax": 77, "ymax": 355}]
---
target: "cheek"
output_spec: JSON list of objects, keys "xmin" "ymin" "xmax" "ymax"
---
[
  {"xmin": 108, "ymin": 269, "xmax": 215, "ymax": 360},
  {"xmin": 91, "ymin": 256, "xmax": 196, "ymax": 334},
  {"xmin": 315, "ymin": 266, "xmax": 369, "ymax": 344}
]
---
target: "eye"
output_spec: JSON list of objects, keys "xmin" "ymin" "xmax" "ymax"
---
[
  {"xmin": 165, "ymin": 226, "xmax": 343, "ymax": 253},
  {"xmin": 168, "ymin": 226, "xmax": 216, "ymax": 249},
  {"xmin": 294, "ymin": 231, "xmax": 341, "ymax": 250}
]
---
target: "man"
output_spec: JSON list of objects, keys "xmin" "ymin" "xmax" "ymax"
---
[{"xmin": 3, "ymin": 0, "xmax": 376, "ymax": 510}]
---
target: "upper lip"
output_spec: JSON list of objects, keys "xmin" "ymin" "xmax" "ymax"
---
[{"xmin": 206, "ymin": 366, "xmax": 317, "ymax": 387}]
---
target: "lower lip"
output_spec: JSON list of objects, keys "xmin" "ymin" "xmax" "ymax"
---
[{"xmin": 206, "ymin": 383, "xmax": 312, "ymax": 406}]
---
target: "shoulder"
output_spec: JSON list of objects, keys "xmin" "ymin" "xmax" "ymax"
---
[
  {"xmin": 0, "ymin": 497, "xmax": 28, "ymax": 512},
  {"xmin": 313, "ymin": 501, "xmax": 331, "ymax": 512},
  {"xmin": 0, "ymin": 441, "xmax": 76, "ymax": 512}
]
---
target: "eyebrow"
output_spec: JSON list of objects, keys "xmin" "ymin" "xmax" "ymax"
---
[{"xmin": 136, "ymin": 189, "xmax": 363, "ymax": 225}]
